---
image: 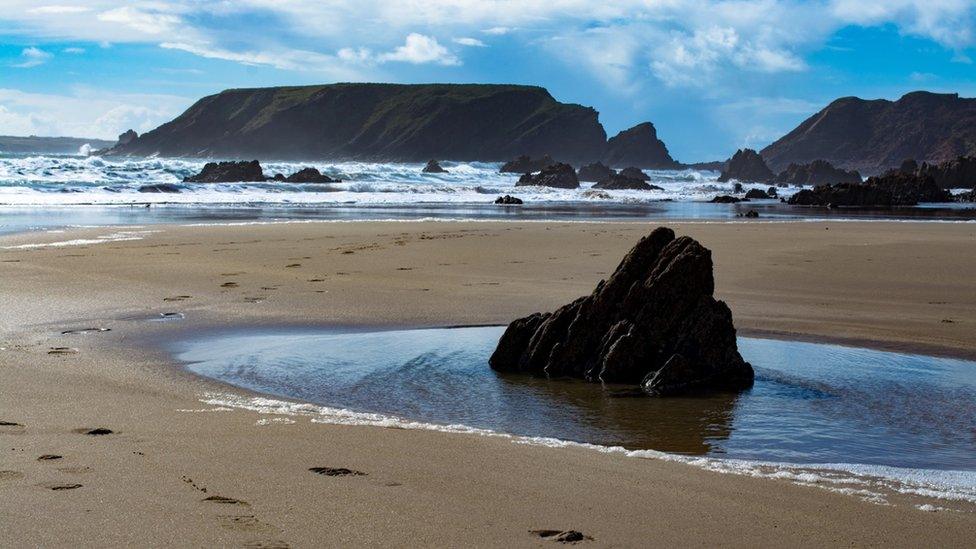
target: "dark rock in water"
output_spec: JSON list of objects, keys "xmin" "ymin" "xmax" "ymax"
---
[
  {"xmin": 592, "ymin": 173, "xmax": 663, "ymax": 191},
  {"xmin": 272, "ymin": 173, "xmax": 286, "ymax": 181},
  {"xmin": 422, "ymin": 159, "xmax": 447, "ymax": 173},
  {"xmin": 284, "ymin": 167, "xmax": 337, "ymax": 183},
  {"xmin": 733, "ymin": 183, "xmax": 744, "ymax": 194},
  {"xmin": 116, "ymin": 129, "xmax": 138, "ymax": 147},
  {"xmin": 744, "ymin": 188, "xmax": 771, "ymax": 199},
  {"xmin": 494, "ymin": 195, "xmax": 524, "ymax": 205},
  {"xmin": 501, "ymin": 154, "xmax": 555, "ymax": 173},
  {"xmin": 710, "ymin": 195, "xmax": 744, "ymax": 203},
  {"xmin": 515, "ymin": 163, "xmax": 579, "ymax": 189},
  {"xmin": 184, "ymin": 160, "xmax": 266, "ymax": 183},
  {"xmin": 744, "ymin": 210, "xmax": 759, "ymax": 218},
  {"xmin": 767, "ymin": 186, "xmax": 778, "ymax": 197},
  {"xmin": 577, "ymin": 162, "xmax": 615, "ymax": 182},
  {"xmin": 138, "ymin": 183, "xmax": 180, "ymax": 193},
  {"xmin": 489, "ymin": 227, "xmax": 754, "ymax": 396},
  {"xmin": 917, "ymin": 156, "xmax": 976, "ymax": 189},
  {"xmin": 773, "ymin": 160, "xmax": 861, "ymax": 186},
  {"xmin": 788, "ymin": 172, "xmax": 952, "ymax": 207},
  {"xmin": 619, "ymin": 166, "xmax": 650, "ymax": 181},
  {"xmin": 603, "ymin": 122, "xmax": 680, "ymax": 169},
  {"xmin": 954, "ymin": 189, "xmax": 976, "ymax": 202},
  {"xmin": 718, "ymin": 149, "xmax": 774, "ymax": 183}
]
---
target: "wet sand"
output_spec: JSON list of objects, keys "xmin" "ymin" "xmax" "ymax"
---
[{"xmin": 1, "ymin": 220, "xmax": 975, "ymax": 547}]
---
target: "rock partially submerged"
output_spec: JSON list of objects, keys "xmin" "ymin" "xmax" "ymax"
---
[
  {"xmin": 515, "ymin": 163, "xmax": 579, "ymax": 189},
  {"xmin": 577, "ymin": 162, "xmax": 615, "ymax": 182},
  {"xmin": 773, "ymin": 160, "xmax": 861, "ymax": 186},
  {"xmin": 592, "ymin": 173, "xmax": 662, "ymax": 190},
  {"xmin": 494, "ymin": 195, "xmax": 523, "ymax": 205},
  {"xmin": 489, "ymin": 227, "xmax": 754, "ymax": 396},
  {"xmin": 283, "ymin": 167, "xmax": 338, "ymax": 183},
  {"xmin": 423, "ymin": 159, "xmax": 447, "ymax": 173},
  {"xmin": 138, "ymin": 183, "xmax": 180, "ymax": 193},
  {"xmin": 710, "ymin": 195, "xmax": 744, "ymax": 203},
  {"xmin": 744, "ymin": 188, "xmax": 771, "ymax": 199},
  {"xmin": 619, "ymin": 167, "xmax": 650, "ymax": 181},
  {"xmin": 184, "ymin": 160, "xmax": 266, "ymax": 183},
  {"xmin": 718, "ymin": 149, "xmax": 774, "ymax": 183},
  {"xmin": 788, "ymin": 172, "xmax": 952, "ymax": 207},
  {"xmin": 501, "ymin": 154, "xmax": 555, "ymax": 174}
]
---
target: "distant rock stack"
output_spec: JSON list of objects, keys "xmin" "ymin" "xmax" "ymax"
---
[
  {"xmin": 501, "ymin": 154, "xmax": 555, "ymax": 174},
  {"xmin": 718, "ymin": 149, "xmax": 774, "ymax": 183},
  {"xmin": 603, "ymin": 122, "xmax": 680, "ymax": 169},
  {"xmin": 423, "ymin": 159, "xmax": 447, "ymax": 173},
  {"xmin": 577, "ymin": 161, "xmax": 615, "ymax": 182},
  {"xmin": 117, "ymin": 129, "xmax": 138, "ymax": 147},
  {"xmin": 183, "ymin": 160, "xmax": 267, "ymax": 183},
  {"xmin": 515, "ymin": 163, "xmax": 579, "ymax": 189},
  {"xmin": 773, "ymin": 160, "xmax": 861, "ymax": 186},
  {"xmin": 788, "ymin": 172, "xmax": 952, "ymax": 207},
  {"xmin": 490, "ymin": 227, "xmax": 754, "ymax": 396}
]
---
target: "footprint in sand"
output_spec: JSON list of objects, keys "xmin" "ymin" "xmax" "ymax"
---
[
  {"xmin": 163, "ymin": 295, "xmax": 192, "ymax": 302},
  {"xmin": 42, "ymin": 482, "xmax": 83, "ymax": 491},
  {"xmin": 285, "ymin": 264, "xmax": 301, "ymax": 268},
  {"xmin": 217, "ymin": 514, "xmax": 279, "ymax": 533},
  {"xmin": 203, "ymin": 495, "xmax": 249, "ymax": 506},
  {"xmin": 48, "ymin": 347, "xmax": 79, "ymax": 355},
  {"xmin": 243, "ymin": 297, "xmax": 266, "ymax": 303},
  {"xmin": 74, "ymin": 427, "xmax": 113, "ymax": 436},
  {"xmin": 220, "ymin": 282, "xmax": 239, "ymax": 288},
  {"xmin": 37, "ymin": 454, "xmax": 62, "ymax": 461},
  {"xmin": 308, "ymin": 467, "xmax": 366, "ymax": 477},
  {"xmin": 244, "ymin": 541, "xmax": 290, "ymax": 549},
  {"xmin": 61, "ymin": 328, "xmax": 111, "ymax": 335},
  {"xmin": 0, "ymin": 421, "xmax": 22, "ymax": 426},
  {"xmin": 530, "ymin": 530, "xmax": 592, "ymax": 543}
]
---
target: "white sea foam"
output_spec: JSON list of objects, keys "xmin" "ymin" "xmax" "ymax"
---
[
  {"xmin": 1, "ymin": 228, "xmax": 158, "ymax": 249},
  {"xmin": 196, "ymin": 391, "xmax": 976, "ymax": 511}
]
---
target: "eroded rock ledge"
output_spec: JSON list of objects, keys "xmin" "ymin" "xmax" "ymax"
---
[{"xmin": 489, "ymin": 227, "xmax": 754, "ymax": 396}]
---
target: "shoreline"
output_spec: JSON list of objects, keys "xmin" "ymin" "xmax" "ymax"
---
[{"xmin": 3, "ymin": 219, "xmax": 975, "ymax": 546}]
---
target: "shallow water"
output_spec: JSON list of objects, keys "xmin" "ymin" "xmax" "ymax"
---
[{"xmin": 176, "ymin": 326, "xmax": 976, "ymax": 472}]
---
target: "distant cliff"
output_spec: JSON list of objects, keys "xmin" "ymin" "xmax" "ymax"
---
[
  {"xmin": 761, "ymin": 91, "xmax": 976, "ymax": 175},
  {"xmin": 0, "ymin": 135, "xmax": 113, "ymax": 154},
  {"xmin": 106, "ymin": 83, "xmax": 615, "ymax": 163}
]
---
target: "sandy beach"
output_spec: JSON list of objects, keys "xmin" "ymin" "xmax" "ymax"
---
[{"xmin": 2, "ymin": 220, "xmax": 975, "ymax": 547}]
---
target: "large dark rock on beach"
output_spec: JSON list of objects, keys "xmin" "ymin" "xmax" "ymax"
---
[
  {"xmin": 422, "ymin": 159, "xmax": 447, "ymax": 173},
  {"xmin": 494, "ymin": 195, "xmax": 523, "ymax": 205},
  {"xmin": 788, "ymin": 172, "xmax": 952, "ymax": 207},
  {"xmin": 773, "ymin": 160, "xmax": 861, "ymax": 186},
  {"xmin": 592, "ymin": 173, "xmax": 663, "ymax": 191},
  {"xmin": 184, "ymin": 160, "xmax": 266, "ymax": 183},
  {"xmin": 489, "ymin": 227, "xmax": 754, "ymax": 396},
  {"xmin": 284, "ymin": 167, "xmax": 337, "ymax": 183},
  {"xmin": 577, "ymin": 161, "xmax": 615, "ymax": 182},
  {"xmin": 718, "ymin": 149, "xmax": 774, "ymax": 183},
  {"xmin": 603, "ymin": 122, "xmax": 680, "ymax": 169},
  {"xmin": 501, "ymin": 154, "xmax": 555, "ymax": 173},
  {"xmin": 515, "ymin": 163, "xmax": 579, "ymax": 189}
]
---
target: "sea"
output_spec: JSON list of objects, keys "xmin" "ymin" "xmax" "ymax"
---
[{"xmin": 2, "ymin": 151, "xmax": 975, "ymax": 237}]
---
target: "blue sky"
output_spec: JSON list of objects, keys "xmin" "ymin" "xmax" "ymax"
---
[{"xmin": 1, "ymin": 1, "xmax": 975, "ymax": 162}]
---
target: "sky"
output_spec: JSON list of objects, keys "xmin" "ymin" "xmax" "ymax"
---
[{"xmin": 1, "ymin": 1, "xmax": 975, "ymax": 162}]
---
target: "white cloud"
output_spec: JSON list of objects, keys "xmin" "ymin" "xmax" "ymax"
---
[
  {"xmin": 27, "ymin": 5, "xmax": 91, "ymax": 14},
  {"xmin": 63, "ymin": 47, "xmax": 85, "ymax": 54},
  {"xmin": 96, "ymin": 6, "xmax": 182, "ymax": 36},
  {"xmin": 13, "ymin": 47, "xmax": 53, "ymax": 68},
  {"xmin": 483, "ymin": 26, "xmax": 514, "ymax": 35},
  {"xmin": 378, "ymin": 33, "xmax": 460, "ymax": 66},
  {"xmin": 0, "ymin": 87, "xmax": 191, "ymax": 138},
  {"xmin": 454, "ymin": 37, "xmax": 487, "ymax": 47}
]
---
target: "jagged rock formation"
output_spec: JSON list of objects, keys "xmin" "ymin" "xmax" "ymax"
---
[
  {"xmin": 592, "ymin": 173, "xmax": 663, "ymax": 191},
  {"xmin": 577, "ymin": 162, "xmax": 615, "ymax": 182},
  {"xmin": 761, "ymin": 91, "xmax": 976, "ymax": 174},
  {"xmin": 283, "ymin": 167, "xmax": 337, "ymax": 183},
  {"xmin": 515, "ymin": 163, "xmax": 579, "ymax": 189},
  {"xmin": 494, "ymin": 195, "xmax": 523, "ymax": 204},
  {"xmin": 422, "ymin": 159, "xmax": 447, "ymax": 173},
  {"xmin": 916, "ymin": 156, "xmax": 976, "ymax": 189},
  {"xmin": 183, "ymin": 160, "xmax": 267, "ymax": 183},
  {"xmin": 603, "ymin": 122, "xmax": 680, "ymax": 169},
  {"xmin": 489, "ymin": 227, "xmax": 754, "ymax": 396},
  {"xmin": 773, "ymin": 160, "xmax": 861, "ymax": 186},
  {"xmin": 788, "ymin": 172, "xmax": 952, "ymax": 207},
  {"xmin": 102, "ymin": 84, "xmax": 609, "ymax": 162},
  {"xmin": 501, "ymin": 154, "xmax": 556, "ymax": 173},
  {"xmin": 116, "ymin": 129, "xmax": 138, "ymax": 147},
  {"xmin": 744, "ymin": 189, "xmax": 771, "ymax": 199},
  {"xmin": 619, "ymin": 167, "xmax": 650, "ymax": 181},
  {"xmin": 718, "ymin": 149, "xmax": 774, "ymax": 183}
]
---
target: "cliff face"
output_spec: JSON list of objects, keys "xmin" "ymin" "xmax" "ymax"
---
[
  {"xmin": 603, "ymin": 122, "xmax": 679, "ymax": 169},
  {"xmin": 761, "ymin": 91, "xmax": 976, "ymax": 175},
  {"xmin": 107, "ymin": 83, "xmax": 609, "ymax": 162}
]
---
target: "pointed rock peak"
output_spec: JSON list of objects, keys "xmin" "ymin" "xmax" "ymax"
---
[{"xmin": 604, "ymin": 122, "xmax": 678, "ymax": 170}]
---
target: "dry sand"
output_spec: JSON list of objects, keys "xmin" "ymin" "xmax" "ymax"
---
[{"xmin": 1, "ymin": 220, "xmax": 974, "ymax": 547}]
